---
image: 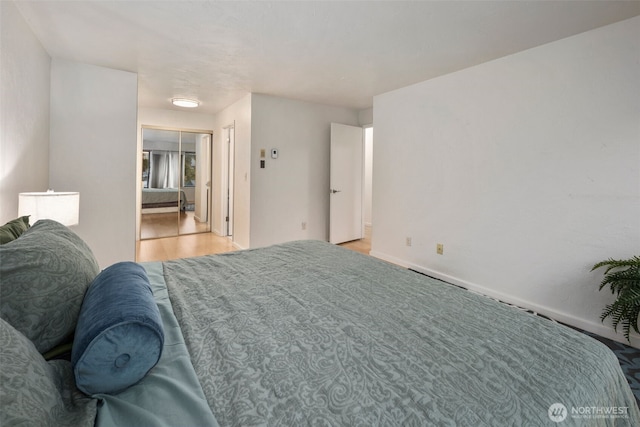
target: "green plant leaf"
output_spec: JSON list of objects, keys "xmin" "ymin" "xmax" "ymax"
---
[{"xmin": 593, "ymin": 255, "xmax": 640, "ymax": 342}]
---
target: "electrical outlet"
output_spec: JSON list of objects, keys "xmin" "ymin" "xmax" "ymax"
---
[
  {"xmin": 406, "ymin": 237, "xmax": 412, "ymax": 247},
  {"xmin": 437, "ymin": 243, "xmax": 444, "ymax": 255},
  {"xmin": 301, "ymin": 222, "xmax": 307, "ymax": 230}
]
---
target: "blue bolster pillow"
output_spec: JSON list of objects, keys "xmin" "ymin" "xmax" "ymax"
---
[{"xmin": 72, "ymin": 262, "xmax": 164, "ymax": 395}]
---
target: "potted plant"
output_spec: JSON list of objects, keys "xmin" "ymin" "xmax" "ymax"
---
[{"xmin": 592, "ymin": 256, "xmax": 640, "ymax": 342}]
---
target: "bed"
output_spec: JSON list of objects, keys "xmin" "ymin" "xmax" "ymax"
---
[
  {"xmin": 1, "ymin": 219, "xmax": 639, "ymax": 426},
  {"xmin": 141, "ymin": 187, "xmax": 187, "ymax": 212}
]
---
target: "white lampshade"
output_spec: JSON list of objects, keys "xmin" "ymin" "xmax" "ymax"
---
[{"xmin": 18, "ymin": 191, "xmax": 80, "ymax": 226}]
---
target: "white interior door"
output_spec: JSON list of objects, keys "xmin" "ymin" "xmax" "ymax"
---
[{"xmin": 330, "ymin": 123, "xmax": 363, "ymax": 244}]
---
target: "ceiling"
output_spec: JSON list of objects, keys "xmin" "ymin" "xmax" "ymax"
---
[{"xmin": 14, "ymin": 1, "xmax": 640, "ymax": 115}]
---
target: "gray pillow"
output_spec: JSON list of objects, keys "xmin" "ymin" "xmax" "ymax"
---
[
  {"xmin": 0, "ymin": 318, "xmax": 97, "ymax": 426},
  {"xmin": 0, "ymin": 219, "xmax": 99, "ymax": 353}
]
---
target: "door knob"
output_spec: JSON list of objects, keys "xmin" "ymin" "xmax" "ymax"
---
[{"xmin": 330, "ymin": 189, "xmax": 341, "ymax": 194}]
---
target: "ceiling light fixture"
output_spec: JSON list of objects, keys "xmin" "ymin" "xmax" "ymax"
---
[{"xmin": 171, "ymin": 98, "xmax": 200, "ymax": 108}]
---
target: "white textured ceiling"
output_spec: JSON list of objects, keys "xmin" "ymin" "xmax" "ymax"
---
[{"xmin": 14, "ymin": 0, "xmax": 640, "ymax": 114}]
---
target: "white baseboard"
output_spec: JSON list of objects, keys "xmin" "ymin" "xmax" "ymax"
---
[
  {"xmin": 369, "ymin": 249, "xmax": 639, "ymax": 348},
  {"xmin": 208, "ymin": 230, "xmax": 241, "ymax": 250},
  {"xmin": 407, "ymin": 263, "xmax": 640, "ymax": 349},
  {"xmin": 369, "ymin": 250, "xmax": 410, "ymax": 268}
]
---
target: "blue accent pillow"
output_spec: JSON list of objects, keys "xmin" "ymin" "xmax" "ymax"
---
[{"xmin": 72, "ymin": 262, "xmax": 164, "ymax": 395}]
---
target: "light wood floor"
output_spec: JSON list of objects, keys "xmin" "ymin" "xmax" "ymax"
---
[
  {"xmin": 136, "ymin": 226, "xmax": 372, "ymax": 262},
  {"xmin": 136, "ymin": 233, "xmax": 236, "ymax": 262},
  {"xmin": 140, "ymin": 211, "xmax": 210, "ymax": 240},
  {"xmin": 338, "ymin": 225, "xmax": 372, "ymax": 255}
]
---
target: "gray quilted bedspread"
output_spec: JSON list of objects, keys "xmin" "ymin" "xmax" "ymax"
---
[{"xmin": 163, "ymin": 240, "xmax": 639, "ymax": 426}]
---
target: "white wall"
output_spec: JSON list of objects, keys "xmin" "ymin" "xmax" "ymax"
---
[
  {"xmin": 50, "ymin": 59, "xmax": 138, "ymax": 268},
  {"xmin": 211, "ymin": 94, "xmax": 360, "ymax": 249},
  {"xmin": 0, "ymin": 1, "xmax": 51, "ymax": 224},
  {"xmin": 249, "ymin": 94, "xmax": 359, "ymax": 248},
  {"xmin": 373, "ymin": 17, "xmax": 640, "ymax": 345},
  {"xmin": 136, "ymin": 107, "xmax": 215, "ymax": 239},
  {"xmin": 358, "ymin": 108, "xmax": 373, "ymax": 127},
  {"xmin": 138, "ymin": 108, "xmax": 216, "ymax": 131},
  {"xmin": 212, "ymin": 94, "xmax": 252, "ymax": 249}
]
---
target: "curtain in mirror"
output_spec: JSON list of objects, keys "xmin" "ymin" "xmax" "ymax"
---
[{"xmin": 151, "ymin": 152, "xmax": 180, "ymax": 189}]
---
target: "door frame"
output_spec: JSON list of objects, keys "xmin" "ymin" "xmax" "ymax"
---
[
  {"xmin": 222, "ymin": 123, "xmax": 235, "ymax": 240},
  {"xmin": 138, "ymin": 125, "xmax": 213, "ymax": 240}
]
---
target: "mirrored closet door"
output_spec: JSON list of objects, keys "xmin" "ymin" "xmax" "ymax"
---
[{"xmin": 140, "ymin": 127, "xmax": 212, "ymax": 239}]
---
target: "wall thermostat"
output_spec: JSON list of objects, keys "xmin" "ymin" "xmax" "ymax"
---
[{"xmin": 270, "ymin": 148, "xmax": 278, "ymax": 159}]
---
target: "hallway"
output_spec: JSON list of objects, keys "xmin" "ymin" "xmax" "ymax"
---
[{"xmin": 136, "ymin": 226, "xmax": 372, "ymax": 262}]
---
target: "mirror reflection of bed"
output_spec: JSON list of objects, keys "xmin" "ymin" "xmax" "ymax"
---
[{"xmin": 141, "ymin": 127, "xmax": 212, "ymax": 239}]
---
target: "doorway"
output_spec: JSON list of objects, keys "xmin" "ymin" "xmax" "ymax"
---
[
  {"xmin": 329, "ymin": 123, "xmax": 363, "ymax": 244},
  {"xmin": 329, "ymin": 123, "xmax": 373, "ymax": 249},
  {"xmin": 140, "ymin": 126, "xmax": 212, "ymax": 239}
]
